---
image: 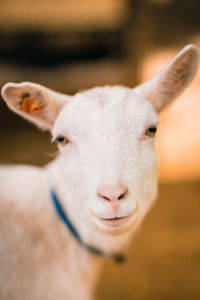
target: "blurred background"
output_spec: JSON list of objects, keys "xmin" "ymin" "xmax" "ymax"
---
[{"xmin": 0, "ymin": 0, "xmax": 200, "ymax": 299}]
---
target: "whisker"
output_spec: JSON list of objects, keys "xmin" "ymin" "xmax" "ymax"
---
[{"xmin": 44, "ymin": 151, "xmax": 59, "ymax": 159}]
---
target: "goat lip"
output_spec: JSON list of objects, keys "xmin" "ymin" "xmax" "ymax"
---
[
  {"xmin": 99, "ymin": 215, "xmax": 132, "ymax": 221},
  {"xmin": 89, "ymin": 209, "xmax": 132, "ymax": 221},
  {"xmin": 90, "ymin": 210, "xmax": 135, "ymax": 227}
]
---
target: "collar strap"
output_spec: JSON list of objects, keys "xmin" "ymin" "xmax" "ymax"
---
[{"xmin": 50, "ymin": 189, "xmax": 125, "ymax": 264}]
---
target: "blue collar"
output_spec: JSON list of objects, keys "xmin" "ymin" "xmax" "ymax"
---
[{"xmin": 50, "ymin": 189, "xmax": 125, "ymax": 264}]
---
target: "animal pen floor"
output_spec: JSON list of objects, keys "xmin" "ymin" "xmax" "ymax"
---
[{"xmin": 0, "ymin": 122, "xmax": 200, "ymax": 300}]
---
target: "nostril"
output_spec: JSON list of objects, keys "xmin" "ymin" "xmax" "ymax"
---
[
  {"xmin": 97, "ymin": 190, "xmax": 111, "ymax": 202},
  {"xmin": 118, "ymin": 191, "xmax": 127, "ymax": 200},
  {"xmin": 102, "ymin": 195, "xmax": 110, "ymax": 201}
]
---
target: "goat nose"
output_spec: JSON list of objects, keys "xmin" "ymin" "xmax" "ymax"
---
[{"xmin": 97, "ymin": 182, "xmax": 128, "ymax": 202}]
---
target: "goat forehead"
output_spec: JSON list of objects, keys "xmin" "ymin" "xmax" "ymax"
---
[{"xmin": 53, "ymin": 87, "xmax": 157, "ymax": 136}]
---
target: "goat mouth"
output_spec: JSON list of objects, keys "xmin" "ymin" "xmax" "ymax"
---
[
  {"xmin": 90, "ymin": 209, "xmax": 137, "ymax": 231},
  {"xmin": 89, "ymin": 202, "xmax": 138, "ymax": 234},
  {"xmin": 97, "ymin": 214, "xmax": 133, "ymax": 226}
]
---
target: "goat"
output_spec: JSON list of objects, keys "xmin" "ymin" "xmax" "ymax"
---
[{"xmin": 0, "ymin": 45, "xmax": 199, "ymax": 300}]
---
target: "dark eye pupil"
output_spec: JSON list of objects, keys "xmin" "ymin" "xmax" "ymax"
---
[
  {"xmin": 56, "ymin": 136, "xmax": 64, "ymax": 143},
  {"xmin": 149, "ymin": 127, "xmax": 157, "ymax": 133}
]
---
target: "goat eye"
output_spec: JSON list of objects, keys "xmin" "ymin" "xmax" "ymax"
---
[
  {"xmin": 146, "ymin": 126, "xmax": 157, "ymax": 137},
  {"xmin": 55, "ymin": 135, "xmax": 68, "ymax": 146}
]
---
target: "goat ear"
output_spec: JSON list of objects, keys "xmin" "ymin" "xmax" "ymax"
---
[
  {"xmin": 134, "ymin": 44, "xmax": 199, "ymax": 112},
  {"xmin": 1, "ymin": 82, "xmax": 69, "ymax": 130}
]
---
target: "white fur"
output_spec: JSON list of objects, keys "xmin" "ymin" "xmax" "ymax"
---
[{"xmin": 0, "ymin": 45, "xmax": 199, "ymax": 300}]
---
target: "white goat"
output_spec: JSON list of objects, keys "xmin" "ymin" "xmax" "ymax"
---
[{"xmin": 0, "ymin": 45, "xmax": 199, "ymax": 300}]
